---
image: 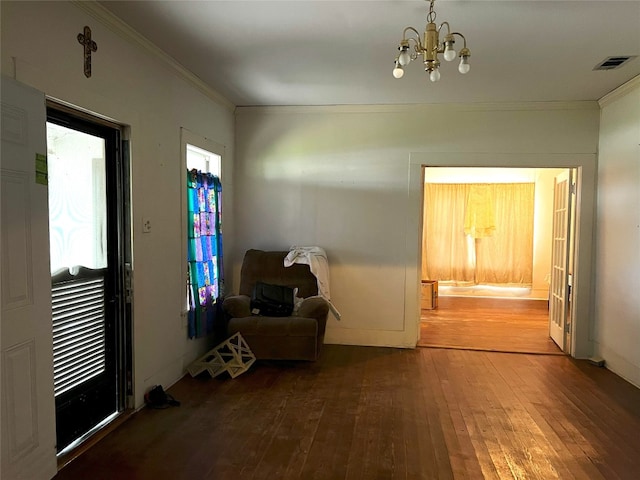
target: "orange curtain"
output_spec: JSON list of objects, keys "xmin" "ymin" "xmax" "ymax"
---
[
  {"xmin": 422, "ymin": 184, "xmax": 475, "ymax": 285},
  {"xmin": 475, "ymin": 183, "xmax": 534, "ymax": 285},
  {"xmin": 423, "ymin": 183, "xmax": 534, "ymax": 287}
]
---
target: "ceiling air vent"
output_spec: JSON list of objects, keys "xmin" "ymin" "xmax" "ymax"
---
[{"xmin": 593, "ymin": 56, "xmax": 637, "ymax": 71}]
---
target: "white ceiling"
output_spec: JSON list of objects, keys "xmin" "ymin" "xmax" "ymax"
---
[{"xmin": 99, "ymin": 0, "xmax": 640, "ymax": 107}]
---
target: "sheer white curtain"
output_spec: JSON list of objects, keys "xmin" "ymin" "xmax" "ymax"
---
[
  {"xmin": 47, "ymin": 123, "xmax": 107, "ymax": 275},
  {"xmin": 422, "ymin": 183, "xmax": 535, "ymax": 287}
]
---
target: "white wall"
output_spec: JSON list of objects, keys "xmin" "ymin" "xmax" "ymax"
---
[
  {"xmin": 595, "ymin": 77, "xmax": 640, "ymax": 387},
  {"xmin": 235, "ymin": 103, "xmax": 600, "ymax": 350},
  {"xmin": 1, "ymin": 1, "xmax": 235, "ymax": 407}
]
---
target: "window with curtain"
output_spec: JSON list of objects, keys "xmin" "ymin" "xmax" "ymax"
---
[
  {"xmin": 422, "ymin": 183, "xmax": 535, "ymax": 287},
  {"xmin": 187, "ymin": 170, "xmax": 223, "ymax": 338}
]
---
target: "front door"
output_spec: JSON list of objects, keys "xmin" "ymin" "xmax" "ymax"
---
[
  {"xmin": 1, "ymin": 78, "xmax": 58, "ymax": 479},
  {"xmin": 46, "ymin": 106, "xmax": 126, "ymax": 452},
  {"xmin": 549, "ymin": 170, "xmax": 572, "ymax": 350}
]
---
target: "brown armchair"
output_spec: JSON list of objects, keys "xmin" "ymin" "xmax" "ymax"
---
[{"xmin": 222, "ymin": 249, "xmax": 329, "ymax": 361}]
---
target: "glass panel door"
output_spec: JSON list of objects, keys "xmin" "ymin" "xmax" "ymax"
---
[{"xmin": 47, "ymin": 108, "xmax": 124, "ymax": 453}]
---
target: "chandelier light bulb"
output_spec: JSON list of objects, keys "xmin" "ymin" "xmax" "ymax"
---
[
  {"xmin": 444, "ymin": 44, "xmax": 456, "ymax": 62},
  {"xmin": 429, "ymin": 69, "xmax": 441, "ymax": 82},
  {"xmin": 398, "ymin": 48, "xmax": 411, "ymax": 66},
  {"xmin": 393, "ymin": 65, "xmax": 405, "ymax": 78},
  {"xmin": 458, "ymin": 56, "xmax": 470, "ymax": 74},
  {"xmin": 444, "ymin": 40, "xmax": 456, "ymax": 62}
]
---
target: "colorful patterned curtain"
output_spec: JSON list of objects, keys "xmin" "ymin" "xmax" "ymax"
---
[{"xmin": 187, "ymin": 170, "xmax": 224, "ymax": 338}]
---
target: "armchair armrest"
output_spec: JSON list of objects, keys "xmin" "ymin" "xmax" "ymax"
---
[
  {"xmin": 297, "ymin": 296, "xmax": 329, "ymax": 321},
  {"xmin": 222, "ymin": 294, "xmax": 251, "ymax": 318},
  {"xmin": 298, "ymin": 296, "xmax": 329, "ymax": 340}
]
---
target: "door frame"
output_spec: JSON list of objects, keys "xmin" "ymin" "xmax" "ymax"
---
[
  {"xmin": 46, "ymin": 100, "xmax": 133, "ymax": 453},
  {"xmin": 406, "ymin": 153, "xmax": 596, "ymax": 358}
]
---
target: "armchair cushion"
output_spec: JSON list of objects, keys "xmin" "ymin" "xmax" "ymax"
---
[
  {"xmin": 239, "ymin": 249, "xmax": 318, "ymax": 298},
  {"xmin": 228, "ymin": 316, "xmax": 317, "ymax": 337}
]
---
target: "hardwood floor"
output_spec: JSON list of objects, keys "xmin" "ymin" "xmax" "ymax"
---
[
  {"xmin": 420, "ymin": 296, "xmax": 561, "ymax": 354},
  {"xmin": 54, "ymin": 345, "xmax": 640, "ymax": 480}
]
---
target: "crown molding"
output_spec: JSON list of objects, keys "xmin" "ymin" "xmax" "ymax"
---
[
  {"xmin": 71, "ymin": 0, "xmax": 235, "ymax": 112},
  {"xmin": 235, "ymin": 101, "xmax": 599, "ymax": 116},
  {"xmin": 599, "ymin": 74, "xmax": 640, "ymax": 108}
]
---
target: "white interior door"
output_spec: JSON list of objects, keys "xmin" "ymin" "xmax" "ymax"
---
[
  {"xmin": 549, "ymin": 170, "xmax": 572, "ymax": 350},
  {"xmin": 1, "ymin": 77, "xmax": 57, "ymax": 479}
]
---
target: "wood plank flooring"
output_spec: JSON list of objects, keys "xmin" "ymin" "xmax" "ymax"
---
[
  {"xmin": 54, "ymin": 345, "xmax": 640, "ymax": 480},
  {"xmin": 420, "ymin": 296, "xmax": 561, "ymax": 354}
]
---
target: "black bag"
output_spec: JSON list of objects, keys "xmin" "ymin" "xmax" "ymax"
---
[
  {"xmin": 144, "ymin": 385, "xmax": 180, "ymax": 409},
  {"xmin": 250, "ymin": 281, "xmax": 294, "ymax": 317}
]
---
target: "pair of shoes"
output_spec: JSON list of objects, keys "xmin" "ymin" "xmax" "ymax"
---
[{"xmin": 144, "ymin": 385, "xmax": 181, "ymax": 409}]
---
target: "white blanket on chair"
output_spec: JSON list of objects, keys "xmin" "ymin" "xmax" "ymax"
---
[{"xmin": 284, "ymin": 246, "xmax": 341, "ymax": 320}]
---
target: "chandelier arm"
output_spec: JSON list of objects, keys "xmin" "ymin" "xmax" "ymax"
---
[
  {"xmin": 401, "ymin": 27, "xmax": 425, "ymax": 57},
  {"xmin": 407, "ymin": 37, "xmax": 423, "ymax": 57},
  {"xmin": 437, "ymin": 21, "xmax": 451, "ymax": 35},
  {"xmin": 402, "ymin": 26, "xmax": 423, "ymax": 46},
  {"xmin": 450, "ymin": 32, "xmax": 468, "ymax": 48}
]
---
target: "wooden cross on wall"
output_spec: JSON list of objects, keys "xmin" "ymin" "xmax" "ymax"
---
[{"xmin": 77, "ymin": 26, "xmax": 97, "ymax": 78}]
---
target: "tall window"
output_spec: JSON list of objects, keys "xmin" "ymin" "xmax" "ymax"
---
[
  {"xmin": 183, "ymin": 132, "xmax": 224, "ymax": 338},
  {"xmin": 187, "ymin": 144, "xmax": 221, "ymax": 178}
]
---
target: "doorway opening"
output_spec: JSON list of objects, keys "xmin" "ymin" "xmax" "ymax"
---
[
  {"xmin": 418, "ymin": 167, "xmax": 576, "ymax": 354},
  {"xmin": 46, "ymin": 104, "xmax": 131, "ymax": 454}
]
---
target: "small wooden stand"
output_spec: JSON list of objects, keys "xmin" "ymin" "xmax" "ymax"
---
[{"xmin": 187, "ymin": 332, "xmax": 256, "ymax": 379}]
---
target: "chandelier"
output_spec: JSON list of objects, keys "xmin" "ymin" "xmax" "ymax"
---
[{"xmin": 393, "ymin": 0, "xmax": 471, "ymax": 82}]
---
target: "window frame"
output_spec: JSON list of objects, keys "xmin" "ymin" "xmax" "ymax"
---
[{"xmin": 180, "ymin": 128, "xmax": 226, "ymax": 323}]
